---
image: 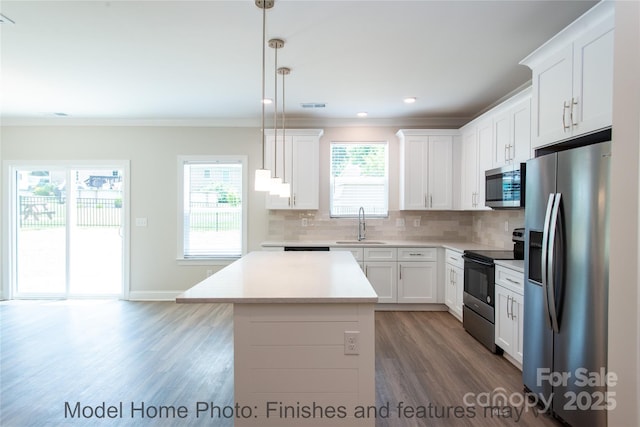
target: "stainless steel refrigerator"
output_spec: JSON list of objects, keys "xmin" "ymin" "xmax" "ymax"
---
[{"xmin": 523, "ymin": 140, "xmax": 611, "ymax": 427}]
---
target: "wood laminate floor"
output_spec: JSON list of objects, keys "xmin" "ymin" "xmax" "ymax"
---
[{"xmin": 0, "ymin": 301, "xmax": 562, "ymax": 427}]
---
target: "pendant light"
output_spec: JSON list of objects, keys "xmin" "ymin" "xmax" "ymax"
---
[
  {"xmin": 254, "ymin": 0, "xmax": 274, "ymax": 192},
  {"xmin": 276, "ymin": 67, "xmax": 291, "ymax": 198},
  {"xmin": 268, "ymin": 38, "xmax": 284, "ymax": 195}
]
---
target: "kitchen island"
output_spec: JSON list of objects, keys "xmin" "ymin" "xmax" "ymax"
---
[{"xmin": 176, "ymin": 251, "xmax": 378, "ymax": 426}]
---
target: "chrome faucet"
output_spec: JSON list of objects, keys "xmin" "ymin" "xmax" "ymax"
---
[{"xmin": 357, "ymin": 206, "xmax": 366, "ymax": 241}]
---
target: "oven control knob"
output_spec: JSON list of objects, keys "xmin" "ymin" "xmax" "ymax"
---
[{"xmin": 487, "ymin": 296, "xmax": 491, "ymax": 304}]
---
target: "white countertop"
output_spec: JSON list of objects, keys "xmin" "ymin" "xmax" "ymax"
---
[
  {"xmin": 495, "ymin": 259, "xmax": 525, "ymax": 273},
  {"xmin": 176, "ymin": 251, "xmax": 378, "ymax": 304}
]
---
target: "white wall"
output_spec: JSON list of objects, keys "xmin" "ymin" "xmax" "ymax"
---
[
  {"xmin": 1, "ymin": 125, "xmax": 425, "ymax": 298},
  {"xmin": 609, "ymin": 1, "xmax": 640, "ymax": 425},
  {"xmin": 1, "ymin": 126, "xmax": 269, "ymax": 298}
]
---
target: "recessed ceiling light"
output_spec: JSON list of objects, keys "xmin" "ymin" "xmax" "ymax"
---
[
  {"xmin": 404, "ymin": 97, "xmax": 417, "ymax": 104},
  {"xmin": 357, "ymin": 112, "xmax": 368, "ymax": 118},
  {"xmin": 262, "ymin": 98, "xmax": 273, "ymax": 104}
]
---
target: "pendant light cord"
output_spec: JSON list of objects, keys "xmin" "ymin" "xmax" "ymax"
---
[
  {"xmin": 273, "ymin": 45, "xmax": 279, "ymax": 178},
  {"xmin": 261, "ymin": 4, "xmax": 266, "ymax": 170},
  {"xmin": 281, "ymin": 70, "xmax": 286, "ymax": 183}
]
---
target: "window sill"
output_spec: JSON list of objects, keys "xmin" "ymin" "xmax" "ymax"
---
[{"xmin": 176, "ymin": 258, "xmax": 239, "ymax": 266}]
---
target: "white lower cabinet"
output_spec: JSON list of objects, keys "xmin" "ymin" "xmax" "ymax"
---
[
  {"xmin": 363, "ymin": 248, "xmax": 398, "ymax": 303},
  {"xmin": 364, "ymin": 262, "xmax": 397, "ymax": 303},
  {"xmin": 397, "ymin": 247, "xmax": 438, "ymax": 303},
  {"xmin": 398, "ymin": 261, "xmax": 438, "ymax": 303},
  {"xmin": 359, "ymin": 247, "xmax": 439, "ymax": 304},
  {"xmin": 494, "ymin": 265, "xmax": 524, "ymax": 367},
  {"xmin": 444, "ymin": 249, "xmax": 464, "ymax": 321}
]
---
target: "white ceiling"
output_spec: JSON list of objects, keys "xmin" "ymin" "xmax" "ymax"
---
[{"xmin": 0, "ymin": 0, "xmax": 598, "ymax": 127}]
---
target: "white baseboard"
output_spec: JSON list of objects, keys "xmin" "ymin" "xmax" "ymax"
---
[{"xmin": 128, "ymin": 291, "xmax": 183, "ymax": 301}]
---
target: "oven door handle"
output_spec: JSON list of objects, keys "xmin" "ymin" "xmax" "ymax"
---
[{"xmin": 462, "ymin": 255, "xmax": 494, "ymax": 267}]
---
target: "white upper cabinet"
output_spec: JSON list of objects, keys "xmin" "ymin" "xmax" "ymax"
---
[
  {"xmin": 492, "ymin": 89, "xmax": 531, "ymax": 167},
  {"xmin": 458, "ymin": 119, "xmax": 493, "ymax": 210},
  {"xmin": 264, "ymin": 129, "xmax": 323, "ymax": 210},
  {"xmin": 397, "ymin": 130, "xmax": 455, "ymax": 210},
  {"xmin": 521, "ymin": 1, "xmax": 614, "ymax": 149}
]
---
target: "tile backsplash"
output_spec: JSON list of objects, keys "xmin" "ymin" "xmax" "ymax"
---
[
  {"xmin": 267, "ymin": 209, "xmax": 524, "ymax": 249},
  {"xmin": 471, "ymin": 210, "xmax": 525, "ymax": 249}
]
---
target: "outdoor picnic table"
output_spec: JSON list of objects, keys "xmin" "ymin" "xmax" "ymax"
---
[{"xmin": 22, "ymin": 202, "xmax": 54, "ymax": 220}]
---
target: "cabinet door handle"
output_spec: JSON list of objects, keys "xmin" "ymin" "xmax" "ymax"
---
[
  {"xmin": 506, "ymin": 295, "xmax": 512, "ymax": 319},
  {"xmin": 504, "ymin": 144, "xmax": 509, "ymax": 162},
  {"xmin": 509, "ymin": 144, "xmax": 514, "ymax": 161},
  {"xmin": 505, "ymin": 277, "xmax": 520, "ymax": 285},
  {"xmin": 511, "ymin": 297, "xmax": 516, "ymax": 320},
  {"xmin": 430, "ymin": 195, "xmax": 433, "ymax": 208},
  {"xmin": 571, "ymin": 97, "xmax": 578, "ymax": 126},
  {"xmin": 293, "ymin": 194, "xmax": 296, "ymax": 206},
  {"xmin": 424, "ymin": 194, "xmax": 427, "ymax": 208},
  {"xmin": 562, "ymin": 101, "xmax": 571, "ymax": 131}
]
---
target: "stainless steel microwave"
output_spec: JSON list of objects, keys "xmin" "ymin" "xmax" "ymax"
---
[{"xmin": 485, "ymin": 163, "xmax": 526, "ymax": 209}]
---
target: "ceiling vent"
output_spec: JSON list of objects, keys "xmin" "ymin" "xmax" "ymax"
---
[
  {"xmin": 0, "ymin": 14, "xmax": 15, "ymax": 25},
  {"xmin": 301, "ymin": 103, "xmax": 326, "ymax": 109}
]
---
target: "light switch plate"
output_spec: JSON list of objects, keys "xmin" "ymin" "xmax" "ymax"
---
[{"xmin": 135, "ymin": 217, "xmax": 148, "ymax": 227}]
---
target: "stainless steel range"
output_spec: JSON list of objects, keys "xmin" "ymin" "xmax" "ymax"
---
[{"xmin": 462, "ymin": 249, "xmax": 515, "ymax": 353}]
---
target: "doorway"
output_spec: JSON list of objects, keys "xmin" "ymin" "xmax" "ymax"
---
[{"xmin": 6, "ymin": 162, "xmax": 129, "ymax": 298}]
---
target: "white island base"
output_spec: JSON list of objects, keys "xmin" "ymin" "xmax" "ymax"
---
[{"xmin": 176, "ymin": 252, "xmax": 378, "ymax": 426}]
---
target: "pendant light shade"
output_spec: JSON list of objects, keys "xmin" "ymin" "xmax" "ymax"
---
[{"xmin": 254, "ymin": 168, "xmax": 272, "ymax": 191}]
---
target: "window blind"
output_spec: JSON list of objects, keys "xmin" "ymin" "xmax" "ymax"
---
[
  {"xmin": 330, "ymin": 142, "xmax": 388, "ymax": 217},
  {"xmin": 182, "ymin": 159, "xmax": 243, "ymax": 258}
]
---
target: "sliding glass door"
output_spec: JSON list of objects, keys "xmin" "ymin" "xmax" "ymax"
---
[{"xmin": 9, "ymin": 163, "xmax": 128, "ymax": 298}]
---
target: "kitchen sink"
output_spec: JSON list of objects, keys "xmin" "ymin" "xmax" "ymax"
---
[{"xmin": 335, "ymin": 240, "xmax": 387, "ymax": 245}]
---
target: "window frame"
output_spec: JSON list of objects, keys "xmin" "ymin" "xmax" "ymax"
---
[
  {"xmin": 329, "ymin": 141, "xmax": 389, "ymax": 219},
  {"xmin": 176, "ymin": 155, "xmax": 248, "ymax": 264}
]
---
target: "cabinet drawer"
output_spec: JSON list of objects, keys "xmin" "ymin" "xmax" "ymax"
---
[
  {"xmin": 364, "ymin": 247, "xmax": 398, "ymax": 262},
  {"xmin": 495, "ymin": 265, "xmax": 524, "ymax": 295},
  {"xmin": 444, "ymin": 249, "xmax": 464, "ymax": 268},
  {"xmin": 397, "ymin": 247, "xmax": 437, "ymax": 262},
  {"xmin": 330, "ymin": 247, "xmax": 364, "ymax": 262}
]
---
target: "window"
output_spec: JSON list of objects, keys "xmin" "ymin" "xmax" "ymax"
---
[
  {"xmin": 330, "ymin": 142, "xmax": 388, "ymax": 218},
  {"xmin": 178, "ymin": 156, "xmax": 247, "ymax": 260}
]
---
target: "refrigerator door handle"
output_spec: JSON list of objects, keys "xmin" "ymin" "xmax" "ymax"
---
[
  {"xmin": 541, "ymin": 193, "xmax": 555, "ymax": 330},
  {"xmin": 547, "ymin": 192, "xmax": 562, "ymax": 333}
]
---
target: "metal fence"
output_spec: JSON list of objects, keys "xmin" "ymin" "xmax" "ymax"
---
[
  {"xmin": 186, "ymin": 202, "xmax": 241, "ymax": 232},
  {"xmin": 19, "ymin": 196, "xmax": 239, "ymax": 231},
  {"xmin": 19, "ymin": 196, "xmax": 122, "ymax": 228}
]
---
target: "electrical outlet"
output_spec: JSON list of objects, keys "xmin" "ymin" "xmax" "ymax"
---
[
  {"xmin": 344, "ymin": 331, "xmax": 360, "ymax": 355},
  {"xmin": 135, "ymin": 217, "xmax": 148, "ymax": 227},
  {"xmin": 413, "ymin": 218, "xmax": 421, "ymax": 227},
  {"xmin": 396, "ymin": 218, "xmax": 405, "ymax": 227},
  {"xmin": 301, "ymin": 218, "xmax": 308, "ymax": 227}
]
